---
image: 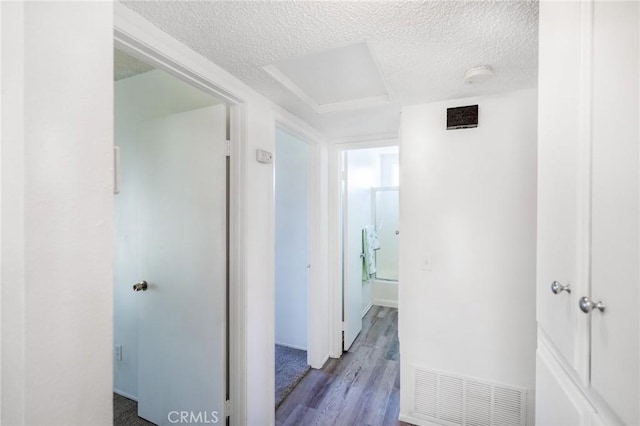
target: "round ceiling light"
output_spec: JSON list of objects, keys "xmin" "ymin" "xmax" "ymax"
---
[{"xmin": 464, "ymin": 66, "xmax": 493, "ymax": 84}]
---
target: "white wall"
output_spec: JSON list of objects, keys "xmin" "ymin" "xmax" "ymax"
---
[
  {"xmin": 399, "ymin": 89, "xmax": 537, "ymax": 425},
  {"xmin": 275, "ymin": 128, "xmax": 309, "ymax": 350},
  {"xmin": 1, "ymin": 2, "xmax": 113, "ymax": 424},
  {"xmin": 114, "ymin": 69, "xmax": 221, "ymax": 399}
]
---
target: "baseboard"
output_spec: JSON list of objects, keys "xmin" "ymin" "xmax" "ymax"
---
[
  {"xmin": 311, "ymin": 353, "xmax": 330, "ymax": 370},
  {"xmin": 361, "ymin": 302, "xmax": 373, "ymax": 318},
  {"xmin": 399, "ymin": 413, "xmax": 442, "ymax": 426},
  {"xmin": 275, "ymin": 341, "xmax": 307, "ymax": 351},
  {"xmin": 113, "ymin": 388, "xmax": 138, "ymax": 402},
  {"xmin": 373, "ymin": 298, "xmax": 398, "ymax": 308}
]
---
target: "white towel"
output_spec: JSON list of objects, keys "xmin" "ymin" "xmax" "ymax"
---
[{"xmin": 362, "ymin": 225, "xmax": 380, "ymax": 280}]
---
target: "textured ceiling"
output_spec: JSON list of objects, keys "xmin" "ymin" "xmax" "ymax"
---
[
  {"xmin": 266, "ymin": 41, "xmax": 390, "ymax": 110},
  {"xmin": 114, "ymin": 48, "xmax": 155, "ymax": 81},
  {"xmin": 122, "ymin": 1, "xmax": 538, "ymax": 139}
]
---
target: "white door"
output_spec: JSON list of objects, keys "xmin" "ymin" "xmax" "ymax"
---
[
  {"xmin": 589, "ymin": 2, "xmax": 639, "ymax": 424},
  {"xmin": 343, "ymin": 151, "xmax": 363, "ymax": 350},
  {"xmin": 136, "ymin": 105, "xmax": 227, "ymax": 425},
  {"xmin": 536, "ymin": 0, "xmax": 582, "ymax": 375}
]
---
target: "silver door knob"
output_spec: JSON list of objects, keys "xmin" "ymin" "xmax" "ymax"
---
[
  {"xmin": 579, "ymin": 296, "xmax": 605, "ymax": 313},
  {"xmin": 133, "ymin": 281, "xmax": 148, "ymax": 292},
  {"xmin": 551, "ymin": 281, "xmax": 571, "ymax": 294}
]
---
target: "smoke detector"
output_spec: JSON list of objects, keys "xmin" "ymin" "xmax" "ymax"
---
[{"xmin": 464, "ymin": 66, "xmax": 493, "ymax": 84}]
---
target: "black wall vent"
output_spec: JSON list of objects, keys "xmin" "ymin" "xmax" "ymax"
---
[{"xmin": 447, "ymin": 105, "xmax": 478, "ymax": 130}]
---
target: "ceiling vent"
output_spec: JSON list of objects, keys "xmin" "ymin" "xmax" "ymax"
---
[{"xmin": 413, "ymin": 366, "xmax": 527, "ymax": 426}]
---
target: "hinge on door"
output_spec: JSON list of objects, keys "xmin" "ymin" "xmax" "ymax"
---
[
  {"xmin": 341, "ymin": 321, "xmax": 345, "ymax": 331},
  {"xmin": 226, "ymin": 140, "xmax": 231, "ymax": 157},
  {"xmin": 224, "ymin": 400, "xmax": 231, "ymax": 418}
]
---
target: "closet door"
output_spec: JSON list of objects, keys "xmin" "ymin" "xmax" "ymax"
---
[
  {"xmin": 589, "ymin": 2, "xmax": 639, "ymax": 424},
  {"xmin": 536, "ymin": 0, "xmax": 582, "ymax": 372}
]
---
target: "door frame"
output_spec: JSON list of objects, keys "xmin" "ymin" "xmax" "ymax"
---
[
  {"xmin": 114, "ymin": 7, "xmax": 248, "ymax": 423},
  {"xmin": 328, "ymin": 138, "xmax": 399, "ymax": 357}
]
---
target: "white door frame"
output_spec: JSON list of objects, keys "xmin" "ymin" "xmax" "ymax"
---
[
  {"xmin": 328, "ymin": 138, "xmax": 399, "ymax": 357},
  {"xmin": 274, "ymin": 110, "xmax": 329, "ymax": 369},
  {"xmin": 114, "ymin": 6, "xmax": 249, "ymax": 424}
]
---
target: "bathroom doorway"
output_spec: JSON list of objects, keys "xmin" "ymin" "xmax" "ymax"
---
[{"xmin": 341, "ymin": 145, "xmax": 399, "ymax": 351}]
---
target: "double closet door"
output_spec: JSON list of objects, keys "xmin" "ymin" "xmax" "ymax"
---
[{"xmin": 536, "ymin": 2, "xmax": 639, "ymax": 425}]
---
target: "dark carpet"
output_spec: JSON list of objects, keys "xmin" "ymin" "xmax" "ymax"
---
[
  {"xmin": 113, "ymin": 393, "xmax": 155, "ymax": 426},
  {"xmin": 275, "ymin": 345, "xmax": 310, "ymax": 409}
]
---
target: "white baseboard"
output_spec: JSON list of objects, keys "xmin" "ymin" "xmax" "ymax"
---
[
  {"xmin": 275, "ymin": 341, "xmax": 307, "ymax": 351},
  {"xmin": 361, "ymin": 302, "xmax": 373, "ymax": 318},
  {"xmin": 113, "ymin": 388, "xmax": 138, "ymax": 402},
  {"xmin": 311, "ymin": 353, "xmax": 329, "ymax": 370},
  {"xmin": 399, "ymin": 413, "xmax": 442, "ymax": 426},
  {"xmin": 373, "ymin": 298, "xmax": 398, "ymax": 309}
]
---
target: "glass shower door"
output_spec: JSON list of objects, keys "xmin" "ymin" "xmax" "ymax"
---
[{"xmin": 373, "ymin": 188, "xmax": 399, "ymax": 281}]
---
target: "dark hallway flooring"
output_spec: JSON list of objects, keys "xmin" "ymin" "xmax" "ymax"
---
[{"xmin": 276, "ymin": 306, "xmax": 411, "ymax": 426}]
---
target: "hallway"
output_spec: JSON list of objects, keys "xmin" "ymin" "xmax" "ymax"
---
[{"xmin": 276, "ymin": 306, "xmax": 408, "ymax": 426}]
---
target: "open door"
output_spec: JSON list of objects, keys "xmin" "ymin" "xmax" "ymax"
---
[
  {"xmin": 342, "ymin": 151, "xmax": 363, "ymax": 350},
  {"xmin": 135, "ymin": 104, "xmax": 227, "ymax": 425}
]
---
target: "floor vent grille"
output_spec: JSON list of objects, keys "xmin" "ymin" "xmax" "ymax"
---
[{"xmin": 414, "ymin": 367, "xmax": 526, "ymax": 426}]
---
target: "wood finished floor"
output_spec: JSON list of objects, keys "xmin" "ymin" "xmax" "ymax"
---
[{"xmin": 275, "ymin": 306, "xmax": 412, "ymax": 426}]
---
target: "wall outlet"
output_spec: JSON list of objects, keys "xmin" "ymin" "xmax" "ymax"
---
[
  {"xmin": 115, "ymin": 344, "xmax": 123, "ymax": 362},
  {"xmin": 421, "ymin": 253, "xmax": 433, "ymax": 271}
]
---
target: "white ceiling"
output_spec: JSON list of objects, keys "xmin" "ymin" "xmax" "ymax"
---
[
  {"xmin": 265, "ymin": 41, "xmax": 391, "ymax": 112},
  {"xmin": 122, "ymin": 1, "xmax": 538, "ymax": 140}
]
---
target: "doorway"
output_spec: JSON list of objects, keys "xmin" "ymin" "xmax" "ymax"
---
[
  {"xmin": 274, "ymin": 128, "xmax": 311, "ymax": 408},
  {"xmin": 113, "ymin": 49, "xmax": 230, "ymax": 425},
  {"xmin": 341, "ymin": 145, "xmax": 400, "ymax": 351}
]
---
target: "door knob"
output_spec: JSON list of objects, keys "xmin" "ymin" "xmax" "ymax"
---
[
  {"xmin": 133, "ymin": 281, "xmax": 148, "ymax": 292},
  {"xmin": 551, "ymin": 281, "xmax": 571, "ymax": 294},
  {"xmin": 579, "ymin": 296, "xmax": 605, "ymax": 313}
]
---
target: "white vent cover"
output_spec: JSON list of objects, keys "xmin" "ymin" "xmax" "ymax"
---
[{"xmin": 414, "ymin": 367, "xmax": 527, "ymax": 426}]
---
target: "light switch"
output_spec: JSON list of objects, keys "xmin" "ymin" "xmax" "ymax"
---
[{"xmin": 421, "ymin": 253, "xmax": 432, "ymax": 271}]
